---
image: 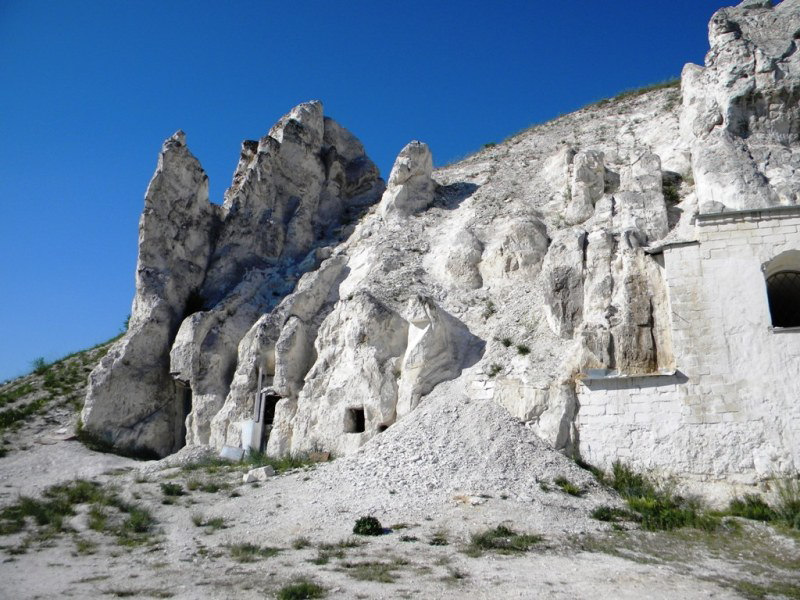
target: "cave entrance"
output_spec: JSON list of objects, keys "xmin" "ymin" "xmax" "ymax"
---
[
  {"xmin": 255, "ymin": 392, "xmax": 281, "ymax": 452},
  {"xmin": 344, "ymin": 407, "xmax": 366, "ymax": 433},
  {"xmin": 174, "ymin": 380, "xmax": 192, "ymax": 452}
]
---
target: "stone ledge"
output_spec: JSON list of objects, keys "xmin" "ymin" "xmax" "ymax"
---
[{"xmin": 695, "ymin": 204, "xmax": 800, "ymax": 226}]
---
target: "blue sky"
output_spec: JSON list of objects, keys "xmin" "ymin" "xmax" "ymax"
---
[{"xmin": 0, "ymin": 0, "xmax": 734, "ymax": 382}]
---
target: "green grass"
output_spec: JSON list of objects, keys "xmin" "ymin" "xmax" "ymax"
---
[
  {"xmin": 605, "ymin": 462, "xmax": 719, "ymax": 532},
  {"xmin": 160, "ymin": 482, "xmax": 186, "ymax": 497},
  {"xmin": 593, "ymin": 78, "xmax": 680, "ymax": 107},
  {"xmin": 340, "ymin": 559, "xmax": 407, "ymax": 583},
  {"xmin": 0, "ymin": 396, "xmax": 49, "ymax": 431},
  {"xmin": 0, "ymin": 479, "xmax": 156, "ymax": 546},
  {"xmin": 727, "ymin": 495, "xmax": 776, "ymax": 522},
  {"xmin": 463, "ymin": 524, "xmax": 542, "ymax": 557},
  {"xmin": 554, "ymin": 476, "xmax": 584, "ymax": 497},
  {"xmin": 228, "ymin": 542, "xmax": 280, "ymax": 562},
  {"xmin": 775, "ymin": 477, "xmax": 800, "ymax": 529},
  {"xmin": 0, "ymin": 383, "xmax": 34, "ymax": 409},
  {"xmin": 276, "ymin": 579, "xmax": 326, "ymax": 599},
  {"xmin": 591, "ymin": 505, "xmax": 639, "ymax": 523}
]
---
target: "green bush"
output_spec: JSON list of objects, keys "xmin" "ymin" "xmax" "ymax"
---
[
  {"xmin": 353, "ymin": 515, "xmax": 383, "ymax": 536},
  {"xmin": 160, "ymin": 482, "xmax": 186, "ymax": 497},
  {"xmin": 31, "ymin": 357, "xmax": 49, "ymax": 375}
]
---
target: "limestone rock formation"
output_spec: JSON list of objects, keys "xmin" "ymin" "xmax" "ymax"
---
[
  {"xmin": 82, "ymin": 103, "xmax": 385, "ymax": 456},
  {"xmin": 380, "ymin": 141, "xmax": 436, "ymax": 217},
  {"xmin": 681, "ymin": 0, "xmax": 800, "ymax": 212},
  {"xmin": 82, "ymin": 1, "xmax": 800, "ymax": 493}
]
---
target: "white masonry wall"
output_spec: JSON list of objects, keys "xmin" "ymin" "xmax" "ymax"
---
[{"xmin": 575, "ymin": 207, "xmax": 800, "ymax": 496}]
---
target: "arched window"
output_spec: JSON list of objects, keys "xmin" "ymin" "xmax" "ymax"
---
[{"xmin": 764, "ymin": 250, "xmax": 800, "ymax": 328}]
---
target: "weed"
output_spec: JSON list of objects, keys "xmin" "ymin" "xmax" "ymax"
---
[
  {"xmin": 277, "ymin": 579, "xmax": 326, "ymax": 600},
  {"xmin": 292, "ymin": 536, "xmax": 311, "ymax": 549},
  {"xmin": 516, "ymin": 344, "xmax": 530, "ymax": 355},
  {"xmin": 0, "ymin": 383, "xmax": 34, "ymax": 409},
  {"xmin": 399, "ymin": 535, "xmax": 418, "ymax": 542},
  {"xmin": 353, "ymin": 515, "xmax": 383, "ymax": 536},
  {"xmin": 73, "ymin": 536, "xmax": 97, "ymax": 555},
  {"xmin": 464, "ymin": 524, "xmax": 542, "ymax": 557},
  {"xmin": 727, "ymin": 495, "xmax": 775, "ymax": 522},
  {"xmin": 160, "ymin": 483, "xmax": 186, "ymax": 497},
  {"xmin": 775, "ymin": 477, "xmax": 800, "ymax": 529},
  {"xmin": 554, "ymin": 476, "xmax": 584, "ymax": 497},
  {"xmin": 487, "ymin": 364, "xmax": 502, "ymax": 378},
  {"xmin": 606, "ymin": 462, "xmax": 719, "ymax": 532},
  {"xmin": 243, "ymin": 449, "xmax": 316, "ymax": 473},
  {"xmin": 228, "ymin": 543, "xmax": 280, "ymax": 562},
  {"xmin": 192, "ymin": 514, "xmax": 226, "ymax": 531},
  {"xmin": 591, "ymin": 505, "xmax": 639, "ymax": 523},
  {"xmin": 482, "ymin": 300, "xmax": 496, "ymax": 320},
  {"xmin": 428, "ymin": 529, "xmax": 449, "ymax": 546},
  {"xmin": 31, "ymin": 357, "xmax": 49, "ymax": 375},
  {"xmin": 340, "ymin": 559, "xmax": 405, "ymax": 583},
  {"xmin": 500, "ymin": 337, "xmax": 512, "ymax": 347}
]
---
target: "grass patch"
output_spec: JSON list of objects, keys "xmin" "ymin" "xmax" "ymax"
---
[
  {"xmin": 554, "ymin": 476, "xmax": 584, "ymax": 497},
  {"xmin": 160, "ymin": 483, "xmax": 185, "ymax": 497},
  {"xmin": 605, "ymin": 461, "xmax": 720, "ymax": 532},
  {"xmin": 591, "ymin": 505, "xmax": 639, "ymax": 523},
  {"xmin": 191, "ymin": 514, "xmax": 226, "ymax": 531},
  {"xmin": 428, "ymin": 529, "xmax": 449, "ymax": 546},
  {"xmin": 593, "ymin": 78, "xmax": 680, "ymax": 107},
  {"xmin": 515, "ymin": 344, "xmax": 530, "ymax": 355},
  {"xmin": 0, "ymin": 383, "xmax": 35, "ymax": 409},
  {"xmin": 0, "ymin": 479, "xmax": 156, "ymax": 546},
  {"xmin": 775, "ymin": 477, "xmax": 800, "ymax": 529},
  {"xmin": 0, "ymin": 396, "xmax": 49, "ymax": 432},
  {"xmin": 292, "ymin": 536, "xmax": 311, "ymax": 549},
  {"xmin": 340, "ymin": 559, "xmax": 406, "ymax": 583},
  {"xmin": 228, "ymin": 542, "xmax": 280, "ymax": 563},
  {"xmin": 276, "ymin": 578, "xmax": 326, "ymax": 599},
  {"xmin": 487, "ymin": 363, "xmax": 502, "ymax": 378},
  {"xmin": 727, "ymin": 495, "xmax": 775, "ymax": 522},
  {"xmin": 463, "ymin": 524, "xmax": 542, "ymax": 557}
]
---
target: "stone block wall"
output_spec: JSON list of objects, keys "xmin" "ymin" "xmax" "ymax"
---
[{"xmin": 575, "ymin": 207, "xmax": 800, "ymax": 495}]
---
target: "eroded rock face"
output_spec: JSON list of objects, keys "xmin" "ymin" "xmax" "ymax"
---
[
  {"xmin": 380, "ymin": 141, "xmax": 436, "ymax": 217},
  {"xmin": 81, "ymin": 132, "xmax": 218, "ymax": 456},
  {"xmin": 681, "ymin": 0, "xmax": 800, "ymax": 212},
  {"xmin": 82, "ymin": 103, "xmax": 385, "ymax": 457}
]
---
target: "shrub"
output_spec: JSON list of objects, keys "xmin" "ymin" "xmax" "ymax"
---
[
  {"xmin": 160, "ymin": 482, "xmax": 186, "ymax": 497},
  {"xmin": 277, "ymin": 579, "xmax": 326, "ymax": 600},
  {"xmin": 31, "ymin": 357, "xmax": 49, "ymax": 375},
  {"xmin": 500, "ymin": 337, "xmax": 512, "ymax": 348},
  {"xmin": 353, "ymin": 515, "xmax": 383, "ymax": 536},
  {"xmin": 487, "ymin": 364, "xmax": 502, "ymax": 378},
  {"xmin": 516, "ymin": 344, "xmax": 531, "ymax": 355},
  {"xmin": 728, "ymin": 494, "xmax": 776, "ymax": 522}
]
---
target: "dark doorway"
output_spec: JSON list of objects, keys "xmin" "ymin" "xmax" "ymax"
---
[
  {"xmin": 174, "ymin": 381, "xmax": 192, "ymax": 452},
  {"xmin": 345, "ymin": 407, "xmax": 366, "ymax": 433},
  {"xmin": 259, "ymin": 394, "xmax": 281, "ymax": 452}
]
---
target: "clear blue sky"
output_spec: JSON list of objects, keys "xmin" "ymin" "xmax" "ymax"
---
[{"xmin": 0, "ymin": 0, "xmax": 735, "ymax": 382}]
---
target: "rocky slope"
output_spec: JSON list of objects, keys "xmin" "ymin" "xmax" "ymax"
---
[{"xmin": 81, "ymin": 0, "xmax": 800, "ymax": 477}]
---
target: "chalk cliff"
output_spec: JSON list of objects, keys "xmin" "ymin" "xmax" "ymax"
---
[{"xmin": 82, "ymin": 1, "xmax": 800, "ymax": 489}]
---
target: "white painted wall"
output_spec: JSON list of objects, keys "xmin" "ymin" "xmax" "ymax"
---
[{"xmin": 575, "ymin": 208, "xmax": 800, "ymax": 496}]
